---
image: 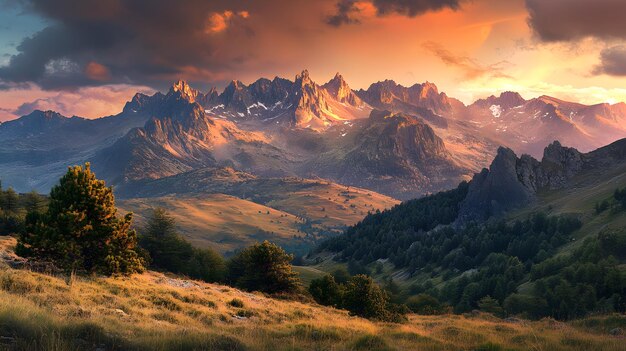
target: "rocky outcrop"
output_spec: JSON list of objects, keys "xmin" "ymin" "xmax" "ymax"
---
[
  {"xmin": 457, "ymin": 147, "xmax": 536, "ymax": 222},
  {"xmin": 457, "ymin": 141, "xmax": 584, "ymax": 223}
]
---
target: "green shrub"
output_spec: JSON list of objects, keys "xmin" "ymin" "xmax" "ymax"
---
[
  {"xmin": 477, "ymin": 296, "xmax": 505, "ymax": 317},
  {"xmin": 406, "ymin": 294, "xmax": 444, "ymax": 315},
  {"xmin": 309, "ymin": 274, "xmax": 343, "ymax": 307}
]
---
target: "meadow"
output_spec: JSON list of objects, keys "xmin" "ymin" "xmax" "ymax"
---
[{"xmin": 0, "ymin": 237, "xmax": 623, "ymax": 351}]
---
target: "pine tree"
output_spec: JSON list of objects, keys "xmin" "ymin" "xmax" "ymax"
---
[
  {"xmin": 477, "ymin": 296, "xmax": 505, "ymax": 317},
  {"xmin": 139, "ymin": 208, "xmax": 193, "ymax": 273},
  {"xmin": 24, "ymin": 190, "xmax": 46, "ymax": 213},
  {"xmin": 16, "ymin": 163, "xmax": 145, "ymax": 275},
  {"xmin": 1, "ymin": 187, "xmax": 19, "ymax": 214}
]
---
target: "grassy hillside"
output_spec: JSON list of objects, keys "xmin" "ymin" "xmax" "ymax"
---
[
  {"xmin": 118, "ymin": 180, "xmax": 399, "ymax": 254},
  {"xmin": 119, "ymin": 194, "xmax": 306, "ymax": 254},
  {"xmin": 0, "ymin": 236, "xmax": 623, "ymax": 351},
  {"xmin": 513, "ymin": 162, "xmax": 626, "ymax": 255}
]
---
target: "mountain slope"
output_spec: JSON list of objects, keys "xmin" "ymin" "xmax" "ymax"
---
[
  {"xmin": 0, "ymin": 107, "xmax": 151, "ymax": 191},
  {"xmin": 301, "ymin": 110, "xmax": 470, "ymax": 199},
  {"xmin": 116, "ymin": 166, "xmax": 399, "ymax": 254},
  {"xmin": 93, "ymin": 84, "xmax": 289, "ymax": 184},
  {"xmin": 119, "ymin": 194, "xmax": 308, "ymax": 254}
]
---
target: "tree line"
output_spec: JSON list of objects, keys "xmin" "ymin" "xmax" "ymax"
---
[{"xmin": 0, "ymin": 184, "xmax": 46, "ymax": 235}]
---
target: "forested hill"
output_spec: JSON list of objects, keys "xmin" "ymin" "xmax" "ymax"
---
[
  {"xmin": 313, "ymin": 139, "xmax": 626, "ymax": 320},
  {"xmin": 316, "ymin": 181, "xmax": 469, "ymax": 262}
]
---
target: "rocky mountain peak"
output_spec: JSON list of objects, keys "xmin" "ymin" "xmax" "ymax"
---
[
  {"xmin": 322, "ymin": 72, "xmax": 364, "ymax": 107},
  {"xmin": 458, "ymin": 140, "xmax": 591, "ymax": 224},
  {"xmin": 357, "ymin": 80, "xmax": 452, "ymax": 115},
  {"xmin": 419, "ymin": 81, "xmax": 439, "ymax": 97},
  {"xmin": 30, "ymin": 110, "xmax": 67, "ymax": 121},
  {"xmin": 169, "ymin": 80, "xmax": 199, "ymax": 102},
  {"xmin": 222, "ymin": 80, "xmax": 248, "ymax": 96},
  {"xmin": 472, "ymin": 91, "xmax": 526, "ymax": 110},
  {"xmin": 295, "ymin": 69, "xmax": 311, "ymax": 83},
  {"xmin": 498, "ymin": 91, "xmax": 526, "ymax": 107}
]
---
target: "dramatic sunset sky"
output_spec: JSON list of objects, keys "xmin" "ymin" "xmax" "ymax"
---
[{"xmin": 1, "ymin": 0, "xmax": 625, "ymax": 120}]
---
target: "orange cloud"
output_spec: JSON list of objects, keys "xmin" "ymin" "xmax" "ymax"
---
[
  {"xmin": 422, "ymin": 41, "xmax": 512, "ymax": 81},
  {"xmin": 205, "ymin": 10, "xmax": 249, "ymax": 34},
  {"xmin": 85, "ymin": 62, "xmax": 111, "ymax": 81},
  {"xmin": 0, "ymin": 84, "xmax": 155, "ymax": 121}
]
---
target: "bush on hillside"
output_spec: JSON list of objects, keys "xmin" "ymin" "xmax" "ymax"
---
[
  {"xmin": 343, "ymin": 275, "xmax": 406, "ymax": 322},
  {"xmin": 16, "ymin": 163, "xmax": 145, "ymax": 275},
  {"xmin": 227, "ymin": 241, "xmax": 301, "ymax": 294},
  {"xmin": 309, "ymin": 274, "xmax": 343, "ymax": 307},
  {"xmin": 309, "ymin": 273, "xmax": 407, "ymax": 322}
]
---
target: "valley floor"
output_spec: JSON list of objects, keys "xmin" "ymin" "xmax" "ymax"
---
[{"xmin": 0, "ymin": 237, "xmax": 623, "ymax": 351}]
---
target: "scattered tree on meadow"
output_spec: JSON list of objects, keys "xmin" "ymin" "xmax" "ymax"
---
[
  {"xmin": 16, "ymin": 163, "xmax": 145, "ymax": 275},
  {"xmin": 140, "ymin": 208, "xmax": 193, "ymax": 273},
  {"xmin": 331, "ymin": 267, "xmax": 351, "ymax": 284},
  {"xmin": 139, "ymin": 208, "xmax": 225, "ymax": 282},
  {"xmin": 227, "ymin": 241, "xmax": 301, "ymax": 294}
]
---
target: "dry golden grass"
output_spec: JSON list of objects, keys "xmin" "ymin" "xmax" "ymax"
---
[
  {"xmin": 119, "ymin": 194, "xmax": 307, "ymax": 253},
  {"xmin": 0, "ymin": 236, "xmax": 623, "ymax": 351},
  {"xmin": 118, "ymin": 185, "xmax": 399, "ymax": 253}
]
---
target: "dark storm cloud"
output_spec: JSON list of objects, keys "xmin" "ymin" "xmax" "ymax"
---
[
  {"xmin": 326, "ymin": 0, "xmax": 361, "ymax": 27},
  {"xmin": 327, "ymin": 0, "xmax": 464, "ymax": 27},
  {"xmin": 0, "ymin": 0, "xmax": 254, "ymax": 89},
  {"xmin": 372, "ymin": 0, "xmax": 463, "ymax": 16},
  {"xmin": 594, "ymin": 46, "xmax": 626, "ymax": 77},
  {"xmin": 526, "ymin": 0, "xmax": 626, "ymax": 42}
]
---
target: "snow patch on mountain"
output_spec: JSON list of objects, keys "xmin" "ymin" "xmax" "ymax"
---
[{"xmin": 490, "ymin": 105, "xmax": 502, "ymax": 118}]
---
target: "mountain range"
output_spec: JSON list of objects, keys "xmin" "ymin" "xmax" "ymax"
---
[{"xmin": 1, "ymin": 69, "xmax": 625, "ymax": 206}]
